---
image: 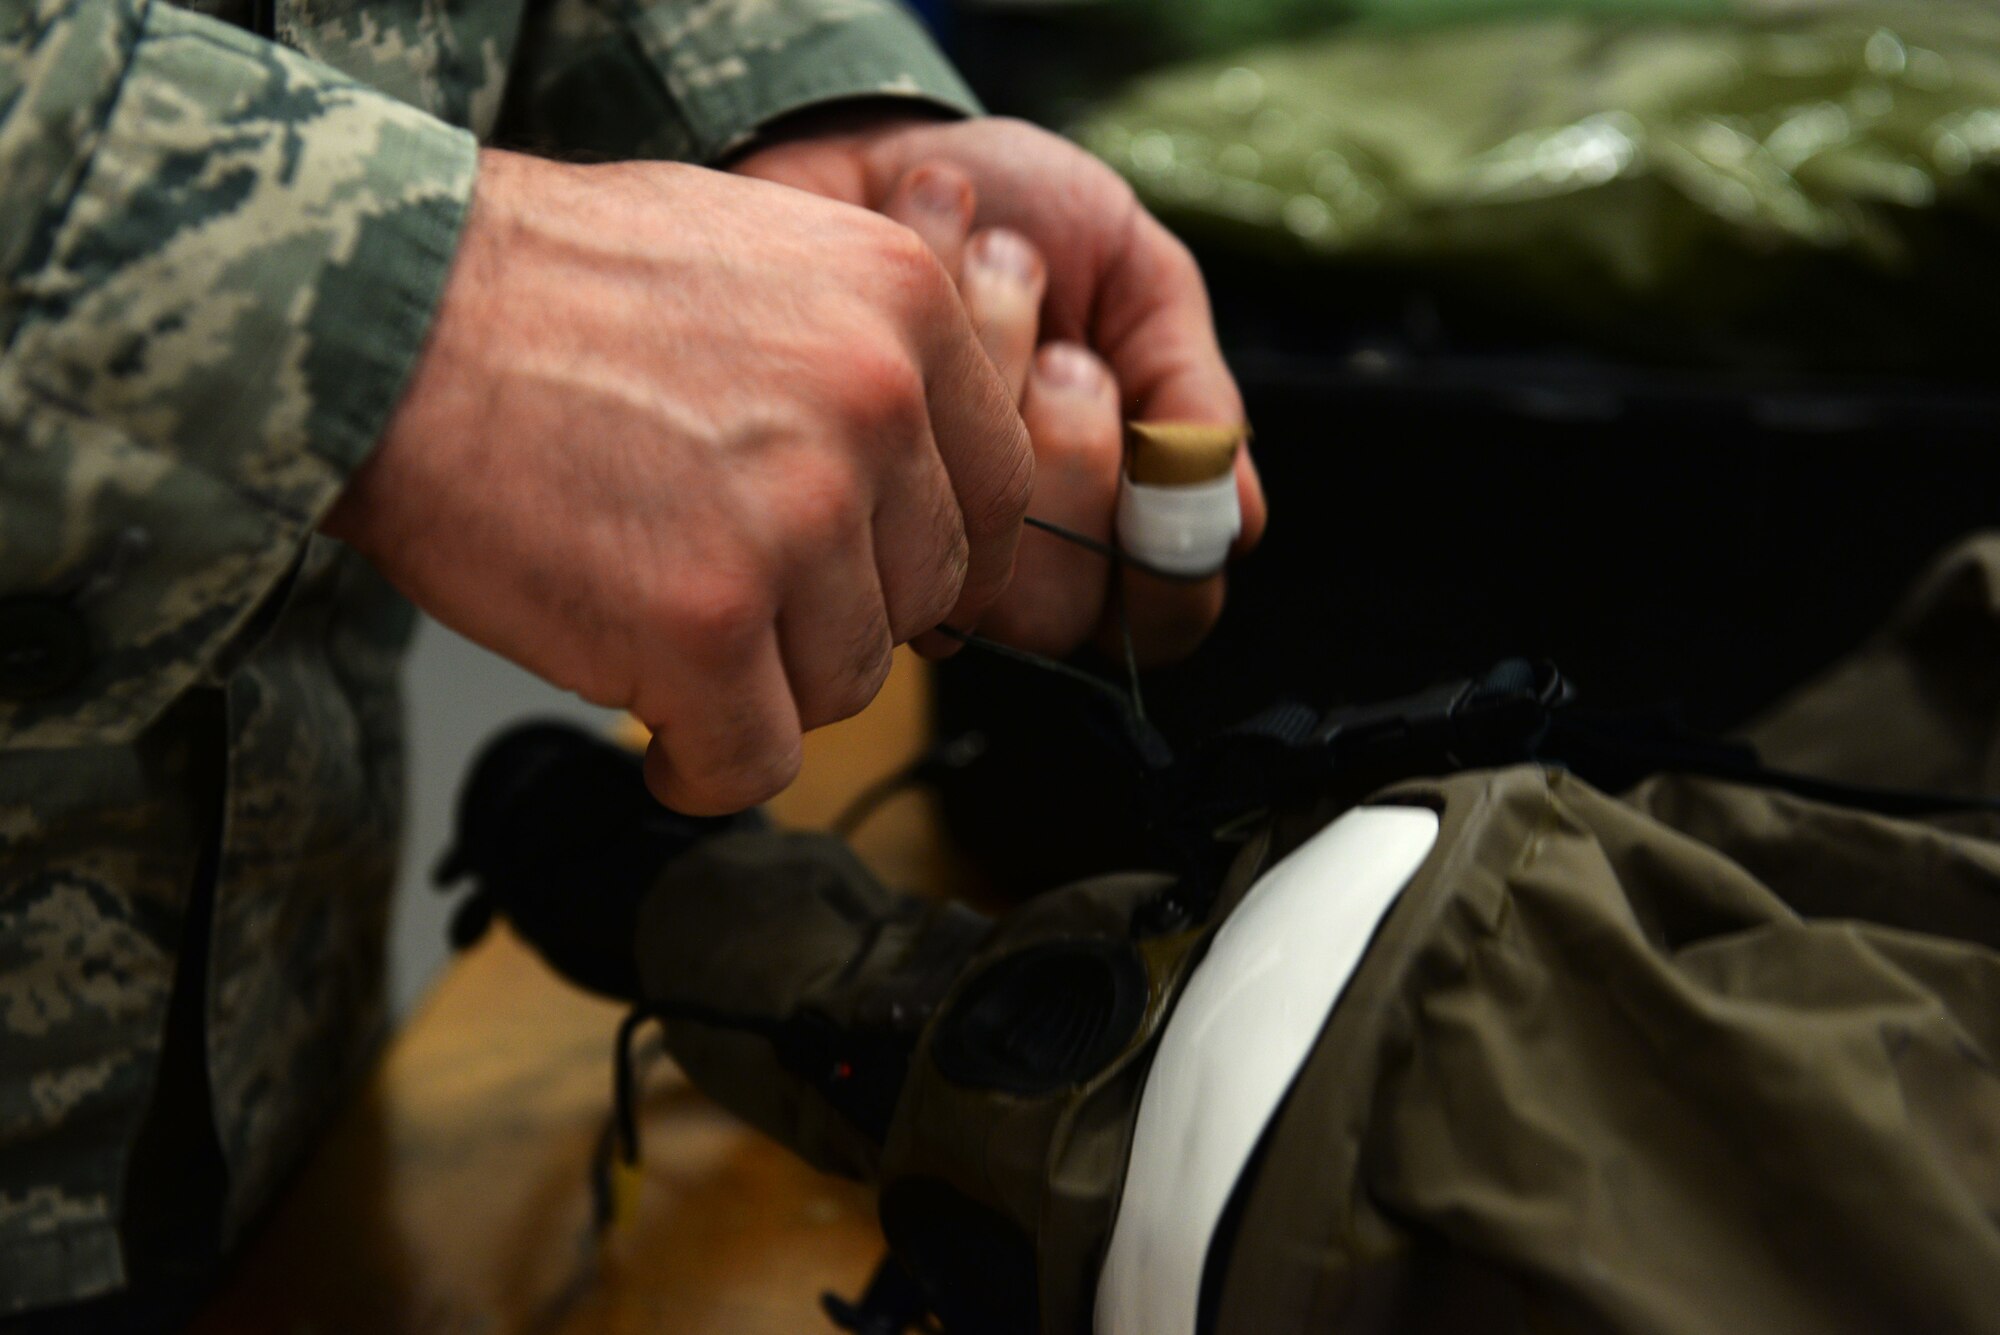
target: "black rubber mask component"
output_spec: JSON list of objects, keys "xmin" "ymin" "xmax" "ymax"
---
[
  {"xmin": 929, "ymin": 940, "xmax": 1148, "ymax": 1095},
  {"xmin": 436, "ymin": 721, "xmax": 761, "ymax": 999}
]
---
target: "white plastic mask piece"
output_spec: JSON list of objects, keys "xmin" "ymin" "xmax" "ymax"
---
[{"xmin": 1094, "ymin": 804, "xmax": 1441, "ymax": 1335}]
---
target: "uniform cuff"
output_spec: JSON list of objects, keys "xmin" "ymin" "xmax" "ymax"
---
[
  {"xmin": 0, "ymin": 0, "xmax": 475, "ymax": 746},
  {"xmin": 622, "ymin": 0, "xmax": 981, "ymax": 162}
]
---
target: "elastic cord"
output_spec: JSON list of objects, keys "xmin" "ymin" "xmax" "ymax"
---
[
  {"xmin": 1023, "ymin": 516, "xmax": 1217, "ymax": 585},
  {"xmin": 929, "ymin": 509, "xmax": 1185, "ymax": 746}
]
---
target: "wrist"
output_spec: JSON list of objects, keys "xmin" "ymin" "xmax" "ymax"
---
[
  {"xmin": 323, "ymin": 148, "xmax": 527, "ymax": 548},
  {"xmin": 726, "ymin": 101, "xmax": 965, "ymax": 178}
]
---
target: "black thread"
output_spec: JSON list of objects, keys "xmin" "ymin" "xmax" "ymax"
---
[
  {"xmin": 929, "ymin": 510, "xmax": 1209, "ymax": 741},
  {"xmin": 1022, "ymin": 515, "xmax": 1217, "ymax": 585}
]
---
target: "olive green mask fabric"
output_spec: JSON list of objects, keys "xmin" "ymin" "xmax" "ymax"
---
[{"xmin": 643, "ymin": 536, "xmax": 2000, "ymax": 1334}]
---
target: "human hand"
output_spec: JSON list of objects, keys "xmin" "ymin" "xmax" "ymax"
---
[
  {"xmin": 872, "ymin": 188, "xmax": 1128, "ymax": 654},
  {"xmin": 323, "ymin": 148, "xmax": 1032, "ymax": 814},
  {"xmin": 731, "ymin": 112, "xmax": 1267, "ymax": 661}
]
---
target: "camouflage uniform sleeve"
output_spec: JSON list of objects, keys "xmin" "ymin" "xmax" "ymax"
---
[
  {"xmin": 501, "ymin": 0, "xmax": 980, "ymax": 164},
  {"xmin": 0, "ymin": 0, "xmax": 475, "ymax": 749}
]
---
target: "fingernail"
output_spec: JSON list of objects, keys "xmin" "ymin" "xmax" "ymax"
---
[
  {"xmin": 1036, "ymin": 342, "xmax": 1103, "ymax": 393},
  {"xmin": 969, "ymin": 229, "xmax": 1040, "ymax": 286},
  {"xmin": 907, "ymin": 168, "xmax": 967, "ymax": 218}
]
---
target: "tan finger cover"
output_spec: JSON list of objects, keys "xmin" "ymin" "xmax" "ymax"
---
[{"xmin": 1124, "ymin": 422, "xmax": 1247, "ymax": 485}]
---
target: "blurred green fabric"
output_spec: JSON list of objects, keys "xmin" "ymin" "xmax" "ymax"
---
[
  {"xmin": 1078, "ymin": 2, "xmax": 2000, "ymax": 369},
  {"xmin": 1104, "ymin": 0, "xmax": 1733, "ymax": 59}
]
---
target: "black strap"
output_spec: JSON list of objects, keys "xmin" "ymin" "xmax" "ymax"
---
[
  {"xmin": 1170, "ymin": 658, "xmax": 2000, "ymax": 831},
  {"xmin": 1117, "ymin": 659, "xmax": 2000, "ymax": 930}
]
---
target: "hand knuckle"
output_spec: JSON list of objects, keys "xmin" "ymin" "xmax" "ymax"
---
[
  {"xmin": 781, "ymin": 462, "xmax": 868, "ymax": 551},
  {"xmin": 835, "ymin": 347, "xmax": 928, "ymax": 443},
  {"xmin": 868, "ymin": 217, "xmax": 952, "ymax": 307},
  {"xmin": 888, "ymin": 217, "xmax": 950, "ymax": 281},
  {"xmin": 657, "ymin": 578, "xmax": 768, "ymax": 649}
]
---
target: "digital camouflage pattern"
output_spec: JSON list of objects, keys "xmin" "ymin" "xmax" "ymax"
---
[{"xmin": 0, "ymin": 0, "xmax": 976, "ymax": 1313}]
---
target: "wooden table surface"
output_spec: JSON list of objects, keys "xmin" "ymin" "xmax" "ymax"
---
[{"xmin": 194, "ymin": 650, "xmax": 964, "ymax": 1335}]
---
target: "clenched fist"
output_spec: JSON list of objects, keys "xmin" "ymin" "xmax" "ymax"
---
[
  {"xmin": 323, "ymin": 148, "xmax": 1032, "ymax": 814},
  {"xmin": 733, "ymin": 112, "xmax": 1268, "ymax": 661}
]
